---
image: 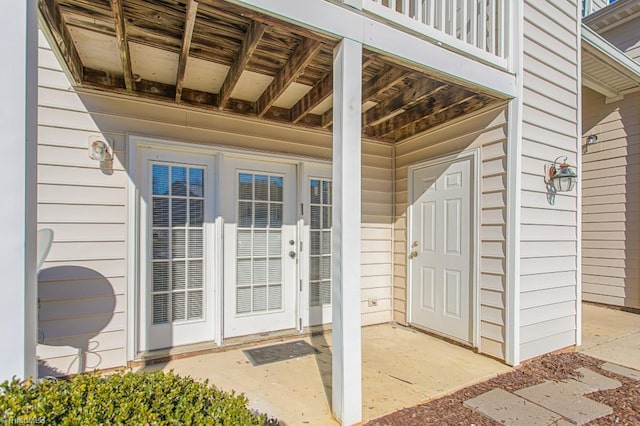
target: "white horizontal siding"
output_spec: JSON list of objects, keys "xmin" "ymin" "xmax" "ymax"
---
[
  {"xmin": 37, "ymin": 30, "xmax": 394, "ymax": 374},
  {"xmin": 581, "ymin": 88, "xmax": 640, "ymax": 309},
  {"xmin": 519, "ymin": 0, "xmax": 580, "ymax": 361}
]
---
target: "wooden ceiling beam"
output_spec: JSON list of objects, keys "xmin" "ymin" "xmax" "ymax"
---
[
  {"xmin": 256, "ymin": 38, "xmax": 323, "ymax": 117},
  {"xmin": 321, "ymin": 64, "xmax": 408, "ymax": 128},
  {"xmin": 362, "ymin": 66, "xmax": 408, "ymax": 102},
  {"xmin": 39, "ymin": 0, "xmax": 84, "ymax": 84},
  {"xmin": 320, "ymin": 108, "xmax": 333, "ymax": 129},
  {"xmin": 82, "ymin": 67, "xmax": 325, "ymax": 131},
  {"xmin": 218, "ymin": 20, "xmax": 267, "ymax": 110},
  {"xmin": 291, "ymin": 72, "xmax": 332, "ymax": 123},
  {"xmin": 366, "ymin": 87, "xmax": 487, "ymax": 138},
  {"xmin": 175, "ymin": 0, "xmax": 199, "ymax": 103},
  {"xmin": 110, "ymin": 0, "xmax": 135, "ymax": 92},
  {"xmin": 363, "ymin": 78, "xmax": 446, "ymax": 127},
  {"xmin": 388, "ymin": 95, "xmax": 497, "ymax": 141},
  {"xmin": 199, "ymin": 0, "xmax": 334, "ymax": 43}
]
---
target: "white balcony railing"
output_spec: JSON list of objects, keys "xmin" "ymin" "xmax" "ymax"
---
[{"xmin": 363, "ymin": 0, "xmax": 510, "ymax": 69}]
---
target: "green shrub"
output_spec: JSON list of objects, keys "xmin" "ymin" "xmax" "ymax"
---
[{"xmin": 0, "ymin": 370, "xmax": 278, "ymax": 425}]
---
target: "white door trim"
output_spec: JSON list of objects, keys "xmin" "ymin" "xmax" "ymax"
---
[{"xmin": 407, "ymin": 149, "xmax": 480, "ymax": 348}]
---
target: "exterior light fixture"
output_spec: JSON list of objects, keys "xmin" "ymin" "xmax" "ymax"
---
[
  {"xmin": 586, "ymin": 134, "xmax": 598, "ymax": 145},
  {"xmin": 545, "ymin": 156, "xmax": 577, "ymax": 193},
  {"xmin": 88, "ymin": 136, "xmax": 112, "ymax": 161}
]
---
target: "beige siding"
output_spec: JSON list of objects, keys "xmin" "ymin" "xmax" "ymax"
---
[
  {"xmin": 37, "ymin": 31, "xmax": 393, "ymax": 375},
  {"xmin": 598, "ymin": 20, "xmax": 640, "ymax": 62},
  {"xmin": 591, "ymin": 0, "xmax": 609, "ymax": 13},
  {"xmin": 393, "ymin": 106, "xmax": 509, "ymax": 360},
  {"xmin": 582, "ymin": 88, "xmax": 640, "ymax": 309},
  {"xmin": 520, "ymin": 0, "xmax": 580, "ymax": 361}
]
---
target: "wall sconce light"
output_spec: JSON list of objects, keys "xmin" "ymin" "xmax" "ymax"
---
[
  {"xmin": 545, "ymin": 156, "xmax": 577, "ymax": 192},
  {"xmin": 88, "ymin": 136, "xmax": 112, "ymax": 161},
  {"xmin": 586, "ymin": 134, "xmax": 598, "ymax": 145}
]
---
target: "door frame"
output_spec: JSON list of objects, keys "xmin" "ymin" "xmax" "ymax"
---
[{"xmin": 406, "ymin": 149, "xmax": 481, "ymax": 348}]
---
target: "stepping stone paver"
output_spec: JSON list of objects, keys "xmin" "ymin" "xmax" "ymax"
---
[
  {"xmin": 575, "ymin": 367, "xmax": 622, "ymax": 391},
  {"xmin": 464, "ymin": 388, "xmax": 563, "ymax": 426},
  {"xmin": 601, "ymin": 362, "xmax": 640, "ymax": 381},
  {"xmin": 465, "ymin": 368, "xmax": 623, "ymax": 426},
  {"xmin": 515, "ymin": 379, "xmax": 613, "ymax": 425}
]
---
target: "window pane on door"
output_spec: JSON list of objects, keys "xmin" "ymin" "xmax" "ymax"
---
[
  {"xmin": 151, "ymin": 163, "xmax": 206, "ymax": 324},
  {"xmin": 236, "ymin": 172, "xmax": 285, "ymax": 314},
  {"xmin": 309, "ymin": 179, "xmax": 332, "ymax": 307}
]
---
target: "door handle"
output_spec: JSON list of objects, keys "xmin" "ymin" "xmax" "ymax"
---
[
  {"xmin": 410, "ymin": 251, "xmax": 418, "ymax": 259},
  {"xmin": 289, "ymin": 251, "xmax": 296, "ymax": 259}
]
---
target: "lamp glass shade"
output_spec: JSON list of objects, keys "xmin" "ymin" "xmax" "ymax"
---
[{"xmin": 552, "ymin": 164, "xmax": 577, "ymax": 192}]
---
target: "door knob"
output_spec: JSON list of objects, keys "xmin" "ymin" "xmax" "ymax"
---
[
  {"xmin": 410, "ymin": 251, "xmax": 418, "ymax": 259},
  {"xmin": 289, "ymin": 251, "xmax": 296, "ymax": 259}
]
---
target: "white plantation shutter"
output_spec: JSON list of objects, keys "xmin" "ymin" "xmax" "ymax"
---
[
  {"xmin": 151, "ymin": 163, "xmax": 206, "ymax": 324},
  {"xmin": 236, "ymin": 172, "xmax": 285, "ymax": 314}
]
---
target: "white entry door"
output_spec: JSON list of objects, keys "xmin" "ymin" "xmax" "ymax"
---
[
  {"xmin": 222, "ymin": 158, "xmax": 298, "ymax": 337},
  {"xmin": 410, "ymin": 156, "xmax": 474, "ymax": 344},
  {"xmin": 300, "ymin": 165, "xmax": 333, "ymax": 327},
  {"xmin": 139, "ymin": 150, "xmax": 216, "ymax": 351}
]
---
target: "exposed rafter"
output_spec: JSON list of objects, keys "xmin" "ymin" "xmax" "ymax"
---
[
  {"xmin": 291, "ymin": 72, "xmax": 332, "ymax": 123},
  {"xmin": 322, "ymin": 65, "xmax": 408, "ymax": 128},
  {"xmin": 367, "ymin": 88, "xmax": 482, "ymax": 138},
  {"xmin": 175, "ymin": 0, "xmax": 199, "ymax": 102},
  {"xmin": 39, "ymin": 0, "xmax": 84, "ymax": 84},
  {"xmin": 386, "ymin": 95, "xmax": 496, "ymax": 141},
  {"xmin": 256, "ymin": 38, "xmax": 323, "ymax": 117},
  {"xmin": 110, "ymin": 0, "xmax": 134, "ymax": 91},
  {"xmin": 218, "ymin": 20, "xmax": 266, "ymax": 110},
  {"xmin": 362, "ymin": 66, "xmax": 408, "ymax": 102},
  {"xmin": 363, "ymin": 78, "xmax": 446, "ymax": 127}
]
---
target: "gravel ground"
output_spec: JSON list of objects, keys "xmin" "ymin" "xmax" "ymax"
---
[{"xmin": 367, "ymin": 352, "xmax": 640, "ymax": 425}]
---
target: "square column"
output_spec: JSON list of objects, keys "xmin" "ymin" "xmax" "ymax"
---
[
  {"xmin": 0, "ymin": 0, "xmax": 38, "ymax": 380},
  {"xmin": 331, "ymin": 38, "xmax": 362, "ymax": 425}
]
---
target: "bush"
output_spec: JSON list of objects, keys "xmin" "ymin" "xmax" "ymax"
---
[{"xmin": 0, "ymin": 370, "xmax": 278, "ymax": 425}]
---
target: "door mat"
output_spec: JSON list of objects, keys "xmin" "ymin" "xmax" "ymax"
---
[{"xmin": 243, "ymin": 340, "xmax": 320, "ymax": 366}]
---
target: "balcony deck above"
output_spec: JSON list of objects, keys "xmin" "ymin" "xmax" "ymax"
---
[{"xmin": 363, "ymin": 0, "xmax": 510, "ymax": 70}]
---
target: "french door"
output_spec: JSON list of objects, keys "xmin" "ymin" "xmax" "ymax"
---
[
  {"xmin": 139, "ymin": 150, "xmax": 216, "ymax": 351},
  {"xmin": 137, "ymin": 146, "xmax": 334, "ymax": 347},
  {"xmin": 300, "ymin": 165, "xmax": 333, "ymax": 327},
  {"xmin": 222, "ymin": 158, "xmax": 298, "ymax": 337}
]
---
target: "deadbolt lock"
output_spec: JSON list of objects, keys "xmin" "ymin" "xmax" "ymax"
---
[{"xmin": 412, "ymin": 241, "xmax": 419, "ymax": 248}]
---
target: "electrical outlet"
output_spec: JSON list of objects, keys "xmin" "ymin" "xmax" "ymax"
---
[{"xmin": 368, "ymin": 298, "xmax": 378, "ymax": 307}]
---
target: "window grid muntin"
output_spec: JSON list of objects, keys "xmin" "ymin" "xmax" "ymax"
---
[
  {"xmin": 151, "ymin": 163, "xmax": 205, "ymax": 325},
  {"xmin": 309, "ymin": 179, "xmax": 332, "ymax": 307},
  {"xmin": 236, "ymin": 172, "xmax": 284, "ymax": 314}
]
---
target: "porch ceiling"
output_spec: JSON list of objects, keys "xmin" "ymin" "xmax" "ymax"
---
[{"xmin": 39, "ymin": 0, "xmax": 502, "ymax": 143}]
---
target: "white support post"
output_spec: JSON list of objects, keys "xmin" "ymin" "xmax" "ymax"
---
[
  {"xmin": 331, "ymin": 38, "xmax": 362, "ymax": 426},
  {"xmin": 0, "ymin": 0, "xmax": 38, "ymax": 380}
]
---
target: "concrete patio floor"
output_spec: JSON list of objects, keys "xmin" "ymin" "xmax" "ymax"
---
[
  {"xmin": 143, "ymin": 324, "xmax": 511, "ymax": 425},
  {"xmin": 580, "ymin": 303, "xmax": 640, "ymax": 370}
]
